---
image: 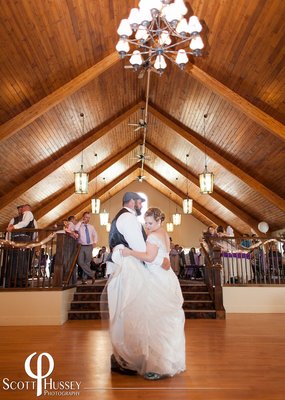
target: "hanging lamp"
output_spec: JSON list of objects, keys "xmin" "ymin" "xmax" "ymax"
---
[
  {"xmin": 199, "ymin": 113, "xmax": 214, "ymax": 194},
  {"xmin": 183, "ymin": 153, "xmax": 193, "ymax": 214},
  {"xmin": 74, "ymin": 113, "xmax": 89, "ymax": 194},
  {"xmin": 91, "ymin": 153, "xmax": 101, "ymax": 214}
]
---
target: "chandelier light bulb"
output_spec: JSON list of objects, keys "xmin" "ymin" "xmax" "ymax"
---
[
  {"xmin": 154, "ymin": 54, "xmax": 167, "ymax": 71},
  {"xmin": 174, "ymin": 0, "xmax": 188, "ymax": 16},
  {"xmin": 128, "ymin": 8, "xmax": 141, "ymax": 30},
  {"xmin": 190, "ymin": 35, "xmax": 204, "ymax": 51},
  {"xmin": 139, "ymin": 7, "xmax": 152, "ymax": 26},
  {"xmin": 176, "ymin": 17, "xmax": 189, "ymax": 36},
  {"xmin": 138, "ymin": 0, "xmax": 152, "ymax": 10},
  {"xmin": 130, "ymin": 50, "xmax": 143, "ymax": 68},
  {"xmin": 135, "ymin": 25, "xmax": 149, "ymax": 41},
  {"xmin": 164, "ymin": 3, "xmax": 182, "ymax": 27},
  {"xmin": 117, "ymin": 18, "xmax": 132, "ymax": 37},
  {"xmin": 139, "ymin": 0, "xmax": 162, "ymax": 16},
  {"xmin": 175, "ymin": 49, "xmax": 189, "ymax": 68},
  {"xmin": 115, "ymin": 39, "xmax": 130, "ymax": 57},
  {"xmin": 188, "ymin": 15, "xmax": 203, "ymax": 34},
  {"xmin": 159, "ymin": 30, "xmax": 172, "ymax": 45}
]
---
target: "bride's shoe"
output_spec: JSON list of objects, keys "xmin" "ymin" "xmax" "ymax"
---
[{"xmin": 144, "ymin": 372, "xmax": 163, "ymax": 380}]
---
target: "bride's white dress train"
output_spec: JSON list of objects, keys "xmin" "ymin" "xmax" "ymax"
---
[{"xmin": 107, "ymin": 235, "xmax": 186, "ymax": 376}]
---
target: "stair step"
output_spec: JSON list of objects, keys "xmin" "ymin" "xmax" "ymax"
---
[
  {"xmin": 184, "ymin": 310, "xmax": 216, "ymax": 319},
  {"xmin": 68, "ymin": 310, "xmax": 108, "ymax": 320},
  {"xmin": 68, "ymin": 279, "xmax": 218, "ymax": 320},
  {"xmin": 183, "ymin": 300, "xmax": 215, "ymax": 310}
]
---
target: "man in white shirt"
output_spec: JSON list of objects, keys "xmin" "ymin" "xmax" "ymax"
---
[
  {"xmin": 75, "ymin": 212, "xmax": 98, "ymax": 284},
  {"xmin": 109, "ymin": 192, "xmax": 147, "ymax": 257},
  {"xmin": 6, "ymin": 204, "xmax": 37, "ymax": 286},
  {"xmin": 7, "ymin": 204, "xmax": 38, "ymax": 240}
]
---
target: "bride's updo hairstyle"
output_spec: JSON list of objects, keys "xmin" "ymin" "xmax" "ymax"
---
[{"xmin": 145, "ymin": 207, "xmax": 165, "ymax": 222}]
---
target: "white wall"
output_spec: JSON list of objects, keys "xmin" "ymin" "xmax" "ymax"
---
[
  {"xmin": 0, "ymin": 288, "xmax": 76, "ymax": 326},
  {"xmin": 90, "ymin": 181, "xmax": 207, "ymax": 249},
  {"xmin": 223, "ymin": 286, "xmax": 285, "ymax": 313}
]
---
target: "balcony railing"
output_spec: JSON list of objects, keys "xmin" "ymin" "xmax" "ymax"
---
[
  {"xmin": 0, "ymin": 227, "xmax": 79, "ymax": 289},
  {"xmin": 201, "ymin": 234, "xmax": 285, "ymax": 286}
]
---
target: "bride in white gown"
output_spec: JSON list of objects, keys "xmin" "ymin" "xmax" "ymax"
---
[{"xmin": 107, "ymin": 207, "xmax": 185, "ymax": 379}]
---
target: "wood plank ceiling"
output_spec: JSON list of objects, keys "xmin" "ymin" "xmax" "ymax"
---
[{"xmin": 0, "ymin": 0, "xmax": 284, "ymax": 234}]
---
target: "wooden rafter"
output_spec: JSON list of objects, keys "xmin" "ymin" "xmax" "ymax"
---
[
  {"xmin": 143, "ymin": 165, "xmax": 231, "ymax": 230},
  {"xmin": 0, "ymin": 52, "xmax": 119, "ymax": 143},
  {"xmin": 149, "ymin": 104, "xmax": 285, "ymax": 212},
  {"xmin": 0, "ymin": 102, "xmax": 143, "ymax": 212},
  {"xmin": 146, "ymin": 142, "xmax": 261, "ymax": 232},
  {"xmin": 185, "ymin": 63, "xmax": 285, "ymax": 142},
  {"xmin": 34, "ymin": 140, "xmax": 141, "ymax": 222}
]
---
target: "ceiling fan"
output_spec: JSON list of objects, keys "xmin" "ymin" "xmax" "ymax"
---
[
  {"xmin": 128, "ymin": 108, "xmax": 147, "ymax": 132},
  {"xmin": 131, "ymin": 144, "xmax": 151, "ymax": 163},
  {"xmin": 137, "ymin": 174, "xmax": 146, "ymax": 182},
  {"xmin": 124, "ymin": 60, "xmax": 160, "ymax": 79}
]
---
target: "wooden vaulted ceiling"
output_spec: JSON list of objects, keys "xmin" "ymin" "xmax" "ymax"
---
[{"xmin": 0, "ymin": 0, "xmax": 284, "ymax": 234}]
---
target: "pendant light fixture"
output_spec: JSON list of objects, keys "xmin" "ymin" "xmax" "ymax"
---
[
  {"xmin": 91, "ymin": 153, "xmax": 100, "ymax": 214},
  {"xmin": 74, "ymin": 113, "xmax": 89, "ymax": 194},
  {"xmin": 183, "ymin": 153, "xmax": 193, "ymax": 214},
  {"xmin": 172, "ymin": 178, "xmax": 181, "ymax": 226},
  {"xmin": 99, "ymin": 178, "xmax": 109, "ymax": 226},
  {"xmin": 105, "ymin": 192, "xmax": 112, "ymax": 232},
  {"xmin": 166, "ymin": 191, "xmax": 174, "ymax": 233},
  {"xmin": 199, "ymin": 113, "xmax": 214, "ymax": 194}
]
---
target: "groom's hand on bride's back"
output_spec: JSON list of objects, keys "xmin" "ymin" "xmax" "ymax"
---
[{"xmin": 161, "ymin": 258, "xmax": 170, "ymax": 270}]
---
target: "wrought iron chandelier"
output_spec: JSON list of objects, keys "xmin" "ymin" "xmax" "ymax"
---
[
  {"xmin": 74, "ymin": 113, "xmax": 88, "ymax": 194},
  {"xmin": 199, "ymin": 113, "xmax": 214, "ymax": 194},
  {"xmin": 116, "ymin": 0, "xmax": 204, "ymax": 74}
]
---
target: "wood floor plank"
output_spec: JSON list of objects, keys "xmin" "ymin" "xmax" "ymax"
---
[{"xmin": 0, "ymin": 314, "xmax": 285, "ymax": 399}]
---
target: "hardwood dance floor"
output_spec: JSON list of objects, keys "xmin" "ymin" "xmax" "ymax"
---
[{"xmin": 0, "ymin": 314, "xmax": 285, "ymax": 400}]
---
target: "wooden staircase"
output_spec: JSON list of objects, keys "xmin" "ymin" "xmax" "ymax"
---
[
  {"xmin": 180, "ymin": 280, "xmax": 216, "ymax": 319},
  {"xmin": 68, "ymin": 279, "xmax": 217, "ymax": 320}
]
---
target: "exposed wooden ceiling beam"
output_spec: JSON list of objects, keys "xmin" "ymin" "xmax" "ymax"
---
[
  {"xmin": 34, "ymin": 140, "xmax": 141, "ymax": 222},
  {"xmin": 185, "ymin": 63, "xmax": 285, "ymax": 142},
  {"xmin": 149, "ymin": 104, "xmax": 285, "ymax": 212},
  {"xmin": 47, "ymin": 164, "xmax": 138, "ymax": 227},
  {"xmin": 0, "ymin": 52, "xmax": 119, "ymax": 143},
  {"xmin": 0, "ymin": 102, "xmax": 143, "ymax": 212},
  {"xmin": 146, "ymin": 141, "xmax": 261, "ymax": 232},
  {"xmin": 143, "ymin": 164, "xmax": 231, "ymax": 230}
]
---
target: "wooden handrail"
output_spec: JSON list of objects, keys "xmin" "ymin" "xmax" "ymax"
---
[{"xmin": 200, "ymin": 241, "xmax": 225, "ymax": 319}]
